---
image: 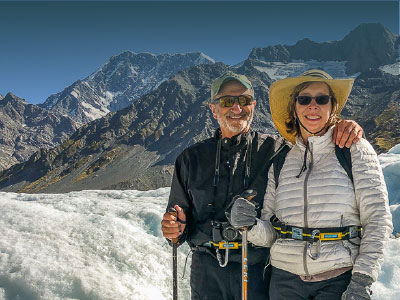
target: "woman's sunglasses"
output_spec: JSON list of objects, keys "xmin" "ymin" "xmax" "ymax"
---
[
  {"xmin": 213, "ymin": 95, "xmax": 253, "ymax": 107},
  {"xmin": 296, "ymin": 95, "xmax": 331, "ymax": 106}
]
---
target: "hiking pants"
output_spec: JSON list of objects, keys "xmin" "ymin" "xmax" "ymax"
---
[
  {"xmin": 190, "ymin": 251, "xmax": 271, "ymax": 300},
  {"xmin": 269, "ymin": 267, "xmax": 352, "ymax": 300}
]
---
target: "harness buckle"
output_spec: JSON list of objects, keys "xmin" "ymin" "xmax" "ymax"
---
[
  {"xmin": 291, "ymin": 227, "xmax": 303, "ymax": 240},
  {"xmin": 348, "ymin": 226, "xmax": 359, "ymax": 238},
  {"xmin": 307, "ymin": 230, "xmax": 321, "ymax": 260}
]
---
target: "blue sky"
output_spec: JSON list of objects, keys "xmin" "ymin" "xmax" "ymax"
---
[{"xmin": 0, "ymin": 1, "xmax": 398, "ymax": 104}]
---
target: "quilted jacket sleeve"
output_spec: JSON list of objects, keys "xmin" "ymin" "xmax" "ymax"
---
[
  {"xmin": 351, "ymin": 138, "xmax": 393, "ymax": 281},
  {"xmin": 247, "ymin": 155, "xmax": 279, "ymax": 247}
]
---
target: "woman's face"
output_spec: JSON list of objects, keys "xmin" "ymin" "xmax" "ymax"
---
[{"xmin": 295, "ymin": 82, "xmax": 332, "ymax": 141}]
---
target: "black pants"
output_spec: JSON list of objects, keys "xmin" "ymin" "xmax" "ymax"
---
[
  {"xmin": 190, "ymin": 251, "xmax": 271, "ymax": 300},
  {"xmin": 269, "ymin": 267, "xmax": 352, "ymax": 300}
]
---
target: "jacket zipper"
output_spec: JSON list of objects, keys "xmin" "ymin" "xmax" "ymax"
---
[{"xmin": 302, "ymin": 148, "xmax": 313, "ymax": 276}]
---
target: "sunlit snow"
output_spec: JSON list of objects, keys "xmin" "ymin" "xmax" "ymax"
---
[
  {"xmin": 0, "ymin": 146, "xmax": 399, "ymax": 300},
  {"xmin": 253, "ymin": 60, "xmax": 351, "ymax": 80},
  {"xmin": 379, "ymin": 62, "xmax": 400, "ymax": 76}
]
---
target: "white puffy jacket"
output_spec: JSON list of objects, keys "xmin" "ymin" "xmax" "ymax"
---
[{"xmin": 248, "ymin": 127, "xmax": 393, "ymax": 281}]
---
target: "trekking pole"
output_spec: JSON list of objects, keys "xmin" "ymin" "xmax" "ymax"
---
[
  {"xmin": 240, "ymin": 190, "xmax": 257, "ymax": 300},
  {"xmin": 168, "ymin": 207, "xmax": 179, "ymax": 300}
]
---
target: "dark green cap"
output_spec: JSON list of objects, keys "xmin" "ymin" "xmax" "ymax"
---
[{"xmin": 210, "ymin": 71, "xmax": 254, "ymax": 100}]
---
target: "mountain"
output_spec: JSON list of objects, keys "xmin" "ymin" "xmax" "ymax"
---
[
  {"xmin": 0, "ymin": 63, "xmax": 275, "ymax": 193},
  {"xmin": 0, "ymin": 93, "xmax": 3, "ymax": 100},
  {"xmin": 0, "ymin": 93, "xmax": 78, "ymax": 171},
  {"xmin": 1, "ymin": 61, "xmax": 399, "ymax": 193},
  {"xmin": 249, "ymin": 23, "xmax": 399, "ymax": 75},
  {"xmin": 0, "ymin": 23, "xmax": 398, "ymax": 193},
  {"xmin": 40, "ymin": 52, "xmax": 215, "ymax": 124}
]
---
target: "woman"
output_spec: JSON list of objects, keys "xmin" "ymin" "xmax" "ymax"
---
[{"xmin": 227, "ymin": 70, "xmax": 393, "ymax": 299}]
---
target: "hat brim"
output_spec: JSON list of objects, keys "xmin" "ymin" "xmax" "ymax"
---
[{"xmin": 269, "ymin": 76, "xmax": 354, "ymax": 144}]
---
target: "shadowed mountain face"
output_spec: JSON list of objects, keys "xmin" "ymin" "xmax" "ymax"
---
[
  {"xmin": 342, "ymin": 69, "xmax": 400, "ymax": 153},
  {"xmin": 249, "ymin": 23, "xmax": 399, "ymax": 75},
  {"xmin": 0, "ymin": 93, "xmax": 78, "ymax": 171},
  {"xmin": 40, "ymin": 52, "xmax": 215, "ymax": 124}
]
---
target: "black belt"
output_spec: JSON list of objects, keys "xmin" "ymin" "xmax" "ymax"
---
[{"xmin": 270, "ymin": 215, "xmax": 362, "ymax": 242}]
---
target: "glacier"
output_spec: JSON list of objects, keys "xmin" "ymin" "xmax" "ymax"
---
[{"xmin": 0, "ymin": 146, "xmax": 399, "ymax": 300}]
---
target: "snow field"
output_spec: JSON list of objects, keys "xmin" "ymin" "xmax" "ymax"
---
[{"xmin": 0, "ymin": 145, "xmax": 399, "ymax": 300}]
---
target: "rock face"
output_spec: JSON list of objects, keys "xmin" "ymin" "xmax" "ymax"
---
[
  {"xmin": 342, "ymin": 69, "xmax": 400, "ymax": 153},
  {"xmin": 40, "ymin": 52, "xmax": 215, "ymax": 124},
  {"xmin": 0, "ymin": 93, "xmax": 78, "ymax": 171},
  {"xmin": 249, "ymin": 23, "xmax": 399, "ymax": 75}
]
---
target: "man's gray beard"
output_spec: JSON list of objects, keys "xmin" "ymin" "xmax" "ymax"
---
[{"xmin": 219, "ymin": 112, "xmax": 253, "ymax": 135}]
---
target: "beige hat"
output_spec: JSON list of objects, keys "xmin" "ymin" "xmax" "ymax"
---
[{"xmin": 269, "ymin": 69, "xmax": 354, "ymax": 144}]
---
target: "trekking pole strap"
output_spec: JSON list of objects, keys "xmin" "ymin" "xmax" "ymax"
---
[{"xmin": 270, "ymin": 215, "xmax": 362, "ymax": 242}]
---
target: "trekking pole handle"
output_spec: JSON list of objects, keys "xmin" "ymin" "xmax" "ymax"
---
[
  {"xmin": 168, "ymin": 207, "xmax": 179, "ymax": 244},
  {"xmin": 241, "ymin": 189, "xmax": 258, "ymax": 207}
]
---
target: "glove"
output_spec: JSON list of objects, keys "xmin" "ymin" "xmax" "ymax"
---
[
  {"xmin": 341, "ymin": 272, "xmax": 374, "ymax": 300},
  {"xmin": 225, "ymin": 196, "xmax": 257, "ymax": 229}
]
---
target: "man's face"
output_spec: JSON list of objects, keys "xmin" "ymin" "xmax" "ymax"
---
[{"xmin": 209, "ymin": 81, "xmax": 256, "ymax": 138}]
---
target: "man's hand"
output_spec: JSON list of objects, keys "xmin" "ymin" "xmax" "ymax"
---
[
  {"xmin": 334, "ymin": 120, "xmax": 363, "ymax": 148},
  {"xmin": 161, "ymin": 205, "xmax": 186, "ymax": 241}
]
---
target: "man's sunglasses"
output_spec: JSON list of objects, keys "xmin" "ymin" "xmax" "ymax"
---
[
  {"xmin": 296, "ymin": 95, "xmax": 331, "ymax": 106},
  {"xmin": 213, "ymin": 95, "xmax": 253, "ymax": 107}
]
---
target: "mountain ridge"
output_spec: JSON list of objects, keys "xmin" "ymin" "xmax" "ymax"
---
[
  {"xmin": 249, "ymin": 23, "xmax": 399, "ymax": 75},
  {"xmin": 40, "ymin": 51, "xmax": 215, "ymax": 124}
]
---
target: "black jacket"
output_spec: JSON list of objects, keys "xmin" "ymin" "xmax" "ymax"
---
[{"xmin": 167, "ymin": 129, "xmax": 279, "ymax": 264}]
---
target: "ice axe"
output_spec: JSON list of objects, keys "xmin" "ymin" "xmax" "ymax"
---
[
  {"xmin": 168, "ymin": 207, "xmax": 179, "ymax": 300},
  {"xmin": 239, "ymin": 189, "xmax": 257, "ymax": 300}
]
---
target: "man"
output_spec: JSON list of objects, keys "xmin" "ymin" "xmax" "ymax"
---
[{"xmin": 161, "ymin": 71, "xmax": 362, "ymax": 300}]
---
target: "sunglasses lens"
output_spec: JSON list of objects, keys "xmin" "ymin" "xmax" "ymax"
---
[
  {"xmin": 315, "ymin": 95, "xmax": 331, "ymax": 105},
  {"xmin": 238, "ymin": 95, "xmax": 253, "ymax": 106},
  {"xmin": 296, "ymin": 95, "xmax": 331, "ymax": 105},
  {"xmin": 216, "ymin": 95, "xmax": 253, "ymax": 107},
  {"xmin": 219, "ymin": 96, "xmax": 235, "ymax": 107},
  {"xmin": 297, "ymin": 96, "xmax": 312, "ymax": 105}
]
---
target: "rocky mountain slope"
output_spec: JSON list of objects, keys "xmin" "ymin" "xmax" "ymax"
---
[
  {"xmin": 0, "ymin": 93, "xmax": 78, "ymax": 171},
  {"xmin": 40, "ymin": 52, "xmax": 215, "ymax": 124},
  {"xmin": 342, "ymin": 69, "xmax": 400, "ymax": 153}
]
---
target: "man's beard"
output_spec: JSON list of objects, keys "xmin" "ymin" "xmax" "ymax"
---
[{"xmin": 218, "ymin": 110, "xmax": 253, "ymax": 135}]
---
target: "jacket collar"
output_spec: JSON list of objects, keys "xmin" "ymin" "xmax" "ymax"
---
[
  {"xmin": 214, "ymin": 128, "xmax": 252, "ymax": 148},
  {"xmin": 296, "ymin": 126, "xmax": 335, "ymax": 153}
]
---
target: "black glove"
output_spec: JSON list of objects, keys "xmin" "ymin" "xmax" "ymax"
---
[
  {"xmin": 225, "ymin": 196, "xmax": 257, "ymax": 229},
  {"xmin": 341, "ymin": 273, "xmax": 374, "ymax": 300}
]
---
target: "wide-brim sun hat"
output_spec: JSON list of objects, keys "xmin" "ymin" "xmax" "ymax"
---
[{"xmin": 269, "ymin": 69, "xmax": 355, "ymax": 144}]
